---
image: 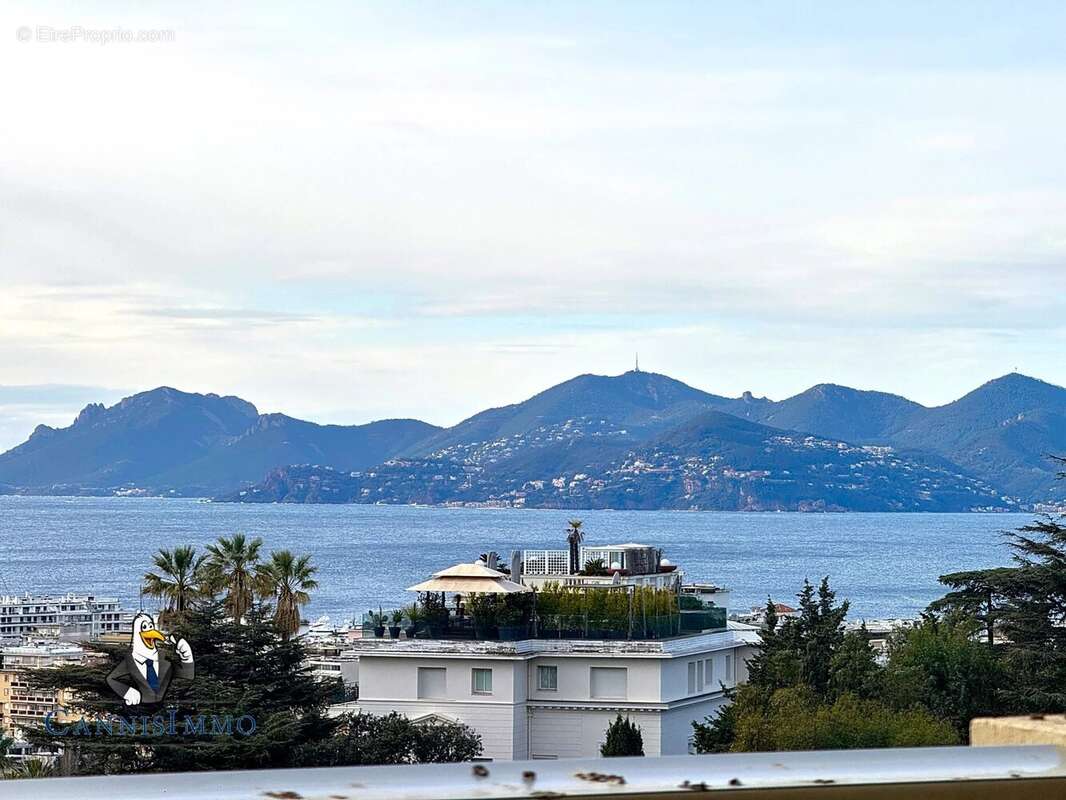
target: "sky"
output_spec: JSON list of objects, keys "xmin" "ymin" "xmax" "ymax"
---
[{"xmin": 2, "ymin": 1, "xmax": 1065, "ymax": 450}]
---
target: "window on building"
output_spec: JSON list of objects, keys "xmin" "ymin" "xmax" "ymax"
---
[
  {"xmin": 704, "ymin": 658, "xmax": 714, "ymax": 688},
  {"xmin": 590, "ymin": 667, "xmax": 627, "ymax": 699},
  {"xmin": 697, "ymin": 659, "xmax": 704, "ymax": 689},
  {"xmin": 417, "ymin": 667, "xmax": 447, "ymax": 699},
  {"xmin": 471, "ymin": 668, "xmax": 493, "ymax": 695},
  {"xmin": 725, "ymin": 654, "xmax": 735, "ymax": 683},
  {"xmin": 687, "ymin": 661, "xmax": 696, "ymax": 694},
  {"xmin": 537, "ymin": 665, "xmax": 558, "ymax": 691}
]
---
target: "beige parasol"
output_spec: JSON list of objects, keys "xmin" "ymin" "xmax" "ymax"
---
[{"xmin": 406, "ymin": 561, "xmax": 531, "ymax": 594}]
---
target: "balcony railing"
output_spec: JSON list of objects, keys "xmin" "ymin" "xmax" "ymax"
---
[
  {"xmin": 360, "ymin": 607, "xmax": 727, "ymax": 642},
  {"xmin": 3, "ymin": 746, "xmax": 1065, "ymax": 799}
]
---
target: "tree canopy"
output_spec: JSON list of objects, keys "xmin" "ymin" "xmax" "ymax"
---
[{"xmin": 21, "ymin": 535, "xmax": 482, "ymax": 776}]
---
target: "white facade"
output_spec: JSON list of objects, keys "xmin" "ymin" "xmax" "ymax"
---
[
  {"xmin": 350, "ymin": 626, "xmax": 757, "ymax": 761},
  {"xmin": 0, "ymin": 593, "xmax": 131, "ymax": 641}
]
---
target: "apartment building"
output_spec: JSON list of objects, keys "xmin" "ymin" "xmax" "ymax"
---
[
  {"xmin": 0, "ymin": 593, "xmax": 132, "ymax": 641},
  {"xmin": 0, "ymin": 642, "xmax": 88, "ymax": 745}
]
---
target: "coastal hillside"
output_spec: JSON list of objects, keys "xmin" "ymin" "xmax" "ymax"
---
[
  {"xmin": 403, "ymin": 370, "xmax": 738, "ymax": 457},
  {"xmin": 732, "ymin": 373, "xmax": 1066, "ymax": 503},
  {"xmin": 0, "ymin": 371, "xmax": 1062, "ymax": 508},
  {"xmin": 225, "ymin": 410, "xmax": 1008, "ymax": 511}
]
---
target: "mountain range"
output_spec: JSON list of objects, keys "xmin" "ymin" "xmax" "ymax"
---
[{"xmin": 0, "ymin": 371, "xmax": 1063, "ymax": 511}]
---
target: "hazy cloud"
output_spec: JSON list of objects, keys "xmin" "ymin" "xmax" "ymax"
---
[{"xmin": 0, "ymin": 1, "xmax": 1064, "ymax": 434}]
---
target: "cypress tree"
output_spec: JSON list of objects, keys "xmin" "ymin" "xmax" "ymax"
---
[{"xmin": 600, "ymin": 714, "xmax": 644, "ymax": 757}]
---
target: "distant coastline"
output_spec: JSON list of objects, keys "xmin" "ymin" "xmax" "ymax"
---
[{"xmin": 1, "ymin": 371, "xmax": 1063, "ymax": 512}]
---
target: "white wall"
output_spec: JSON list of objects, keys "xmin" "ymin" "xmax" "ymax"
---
[
  {"xmin": 526, "ymin": 656, "xmax": 662, "ymax": 703},
  {"xmin": 528, "ymin": 708, "xmax": 662, "ymax": 758},
  {"xmin": 355, "ymin": 637, "xmax": 757, "ymax": 761},
  {"xmin": 660, "ymin": 696, "xmax": 731, "ymax": 754},
  {"xmin": 359, "ymin": 656, "xmax": 520, "ymax": 704},
  {"xmin": 359, "ymin": 655, "xmax": 525, "ymax": 761}
]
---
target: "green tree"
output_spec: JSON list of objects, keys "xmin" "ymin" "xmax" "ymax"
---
[
  {"xmin": 257, "ymin": 550, "xmax": 319, "ymax": 638},
  {"xmin": 884, "ymin": 615, "xmax": 1001, "ymax": 738},
  {"xmin": 600, "ymin": 714, "xmax": 644, "ymax": 756},
  {"xmin": 691, "ymin": 689, "xmax": 740, "ymax": 754},
  {"xmin": 141, "ymin": 545, "xmax": 207, "ymax": 625},
  {"xmin": 697, "ymin": 685, "xmax": 957, "ymax": 753},
  {"xmin": 746, "ymin": 579, "xmax": 850, "ymax": 696},
  {"xmin": 204, "ymin": 533, "xmax": 264, "ymax": 623},
  {"xmin": 23, "ymin": 600, "xmax": 338, "ymax": 775},
  {"xmin": 927, "ymin": 461, "xmax": 1066, "ymax": 714},
  {"xmin": 411, "ymin": 720, "xmax": 484, "ymax": 763},
  {"xmin": 800, "ymin": 578, "xmax": 850, "ymax": 695},
  {"xmin": 298, "ymin": 712, "xmax": 482, "ymax": 766},
  {"xmin": 930, "ymin": 567, "xmax": 1013, "ymax": 647},
  {"xmin": 828, "ymin": 627, "xmax": 882, "ymax": 700}
]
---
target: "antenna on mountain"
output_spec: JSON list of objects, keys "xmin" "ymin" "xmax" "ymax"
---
[{"xmin": 634, "ymin": 353, "xmax": 640, "ymax": 373}]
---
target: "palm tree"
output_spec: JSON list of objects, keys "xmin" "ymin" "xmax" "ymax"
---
[
  {"xmin": 142, "ymin": 545, "xmax": 207, "ymax": 624},
  {"xmin": 4, "ymin": 757, "xmax": 55, "ymax": 778},
  {"xmin": 258, "ymin": 550, "xmax": 319, "ymax": 638},
  {"xmin": 566, "ymin": 519, "xmax": 584, "ymax": 574},
  {"xmin": 204, "ymin": 533, "xmax": 263, "ymax": 623}
]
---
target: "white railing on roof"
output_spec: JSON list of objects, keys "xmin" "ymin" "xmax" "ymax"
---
[{"xmin": 521, "ymin": 549, "xmax": 570, "ymax": 575}]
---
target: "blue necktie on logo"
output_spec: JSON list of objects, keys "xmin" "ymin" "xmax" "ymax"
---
[{"xmin": 145, "ymin": 660, "xmax": 159, "ymax": 692}]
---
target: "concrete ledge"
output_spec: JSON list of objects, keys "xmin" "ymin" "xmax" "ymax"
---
[
  {"xmin": 972, "ymin": 715, "xmax": 1066, "ymax": 747},
  {"xmin": 5, "ymin": 747, "xmax": 1066, "ymax": 799}
]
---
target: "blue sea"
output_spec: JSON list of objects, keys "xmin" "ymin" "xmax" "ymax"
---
[{"xmin": 0, "ymin": 497, "xmax": 1030, "ymax": 624}]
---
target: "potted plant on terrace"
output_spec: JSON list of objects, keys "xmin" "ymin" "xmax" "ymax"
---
[
  {"xmin": 419, "ymin": 592, "xmax": 449, "ymax": 638},
  {"xmin": 368, "ymin": 607, "xmax": 387, "ymax": 638},
  {"xmin": 403, "ymin": 604, "xmax": 421, "ymax": 638},
  {"xmin": 388, "ymin": 609, "xmax": 404, "ymax": 639},
  {"xmin": 469, "ymin": 593, "xmax": 498, "ymax": 640}
]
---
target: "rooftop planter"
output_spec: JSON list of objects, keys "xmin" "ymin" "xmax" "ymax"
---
[{"xmin": 533, "ymin": 583, "xmax": 680, "ymax": 640}]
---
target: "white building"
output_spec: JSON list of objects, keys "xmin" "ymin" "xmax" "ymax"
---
[
  {"xmin": 338, "ymin": 538, "xmax": 756, "ymax": 760},
  {"xmin": 520, "ymin": 543, "xmax": 684, "ymax": 591},
  {"xmin": 0, "ymin": 593, "xmax": 132, "ymax": 642},
  {"xmin": 349, "ymin": 624, "xmax": 758, "ymax": 761}
]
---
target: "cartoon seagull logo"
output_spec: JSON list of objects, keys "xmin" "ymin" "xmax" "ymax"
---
[{"xmin": 106, "ymin": 612, "xmax": 194, "ymax": 706}]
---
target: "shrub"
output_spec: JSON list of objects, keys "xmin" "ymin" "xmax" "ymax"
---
[{"xmin": 601, "ymin": 714, "xmax": 644, "ymax": 756}]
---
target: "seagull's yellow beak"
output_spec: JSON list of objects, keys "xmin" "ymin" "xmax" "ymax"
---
[{"xmin": 139, "ymin": 628, "xmax": 165, "ymax": 649}]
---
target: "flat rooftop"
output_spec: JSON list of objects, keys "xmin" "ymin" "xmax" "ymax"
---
[{"xmin": 346, "ymin": 625, "xmax": 757, "ymax": 659}]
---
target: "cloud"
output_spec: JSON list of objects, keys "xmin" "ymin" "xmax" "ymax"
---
[{"xmin": 0, "ymin": 1, "xmax": 1064, "ymax": 427}]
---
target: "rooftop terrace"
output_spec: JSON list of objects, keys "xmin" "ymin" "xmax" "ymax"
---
[{"xmin": 347, "ymin": 625, "xmax": 757, "ymax": 658}]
